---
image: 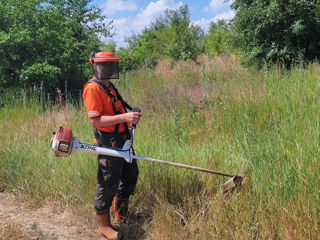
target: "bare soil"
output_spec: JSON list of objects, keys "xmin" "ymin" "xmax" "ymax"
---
[{"xmin": 0, "ymin": 190, "xmax": 101, "ymax": 240}]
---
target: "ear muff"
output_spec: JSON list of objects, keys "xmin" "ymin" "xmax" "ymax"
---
[{"xmin": 89, "ymin": 52, "xmax": 96, "ymax": 65}]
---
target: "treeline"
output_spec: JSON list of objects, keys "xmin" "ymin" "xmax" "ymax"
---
[
  {"xmin": 0, "ymin": 0, "xmax": 319, "ymax": 98},
  {"xmin": 115, "ymin": 6, "xmax": 233, "ymax": 72},
  {"xmin": 116, "ymin": 1, "xmax": 320, "ymax": 71}
]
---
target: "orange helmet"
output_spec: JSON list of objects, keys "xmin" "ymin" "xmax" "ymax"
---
[{"xmin": 89, "ymin": 51, "xmax": 119, "ymax": 64}]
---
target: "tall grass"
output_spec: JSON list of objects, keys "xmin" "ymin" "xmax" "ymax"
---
[{"xmin": 0, "ymin": 55, "xmax": 319, "ymax": 239}]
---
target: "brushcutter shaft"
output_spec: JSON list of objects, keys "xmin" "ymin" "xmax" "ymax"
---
[
  {"xmin": 133, "ymin": 155, "xmax": 235, "ymax": 177},
  {"xmin": 52, "ymin": 126, "xmax": 242, "ymax": 179},
  {"xmin": 70, "ymin": 138, "xmax": 236, "ymax": 177}
]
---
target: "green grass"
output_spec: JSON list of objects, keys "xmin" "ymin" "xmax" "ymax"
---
[{"xmin": 0, "ymin": 56, "xmax": 319, "ymax": 239}]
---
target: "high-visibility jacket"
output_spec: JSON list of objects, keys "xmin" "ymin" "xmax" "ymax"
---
[{"xmin": 83, "ymin": 78, "xmax": 130, "ymax": 134}]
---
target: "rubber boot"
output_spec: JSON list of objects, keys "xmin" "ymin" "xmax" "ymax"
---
[
  {"xmin": 114, "ymin": 197, "xmax": 129, "ymax": 223},
  {"xmin": 97, "ymin": 213, "xmax": 122, "ymax": 240}
]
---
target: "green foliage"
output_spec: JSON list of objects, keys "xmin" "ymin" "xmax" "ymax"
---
[
  {"xmin": 204, "ymin": 20, "xmax": 233, "ymax": 58},
  {"xmin": 21, "ymin": 62, "xmax": 61, "ymax": 88},
  {"xmin": 116, "ymin": 48, "xmax": 141, "ymax": 72},
  {"xmin": 0, "ymin": 0, "xmax": 111, "ymax": 97},
  {"xmin": 118, "ymin": 5, "xmax": 204, "ymax": 72},
  {"xmin": 104, "ymin": 41, "xmax": 117, "ymax": 53},
  {"xmin": 162, "ymin": 6, "xmax": 204, "ymax": 61},
  {"xmin": 231, "ymin": 0, "xmax": 320, "ymax": 66}
]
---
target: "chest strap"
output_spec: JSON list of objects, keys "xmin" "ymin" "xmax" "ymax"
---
[{"xmin": 88, "ymin": 78, "xmax": 132, "ymax": 136}]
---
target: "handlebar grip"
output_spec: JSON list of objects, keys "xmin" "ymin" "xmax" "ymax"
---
[
  {"xmin": 132, "ymin": 106, "xmax": 141, "ymax": 128},
  {"xmin": 132, "ymin": 106, "xmax": 141, "ymax": 113}
]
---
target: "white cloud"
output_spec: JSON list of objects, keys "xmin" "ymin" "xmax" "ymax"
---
[
  {"xmin": 111, "ymin": 17, "xmax": 134, "ymax": 41},
  {"xmin": 108, "ymin": 0, "xmax": 183, "ymax": 47},
  {"xmin": 102, "ymin": 0, "xmax": 137, "ymax": 15},
  {"xmin": 213, "ymin": 10, "xmax": 235, "ymax": 21},
  {"xmin": 134, "ymin": 0, "xmax": 183, "ymax": 29},
  {"xmin": 203, "ymin": 7, "xmax": 210, "ymax": 12},
  {"xmin": 203, "ymin": 0, "xmax": 234, "ymax": 13},
  {"xmin": 193, "ymin": 10, "xmax": 235, "ymax": 32}
]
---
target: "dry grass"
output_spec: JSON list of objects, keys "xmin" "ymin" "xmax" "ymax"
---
[
  {"xmin": 0, "ymin": 223, "xmax": 34, "ymax": 240},
  {"xmin": 0, "ymin": 191, "xmax": 99, "ymax": 240}
]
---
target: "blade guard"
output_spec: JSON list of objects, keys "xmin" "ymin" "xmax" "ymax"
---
[{"xmin": 51, "ymin": 126, "xmax": 74, "ymax": 157}]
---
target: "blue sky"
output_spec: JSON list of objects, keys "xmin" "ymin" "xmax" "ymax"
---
[{"xmin": 91, "ymin": 0, "xmax": 234, "ymax": 48}]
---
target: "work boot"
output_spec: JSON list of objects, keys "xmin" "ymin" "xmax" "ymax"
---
[
  {"xmin": 114, "ymin": 197, "xmax": 129, "ymax": 223},
  {"xmin": 97, "ymin": 213, "xmax": 122, "ymax": 240}
]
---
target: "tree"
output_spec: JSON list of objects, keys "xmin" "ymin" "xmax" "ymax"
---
[
  {"xmin": 204, "ymin": 20, "xmax": 232, "ymax": 58},
  {"xmin": 0, "ymin": 0, "xmax": 112, "ymax": 97},
  {"xmin": 118, "ymin": 5, "xmax": 204, "ymax": 72},
  {"xmin": 161, "ymin": 5, "xmax": 204, "ymax": 61},
  {"xmin": 231, "ymin": 0, "xmax": 320, "ymax": 66},
  {"xmin": 104, "ymin": 41, "xmax": 116, "ymax": 53}
]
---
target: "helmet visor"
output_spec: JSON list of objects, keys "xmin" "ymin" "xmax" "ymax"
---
[{"xmin": 95, "ymin": 62, "xmax": 119, "ymax": 80}]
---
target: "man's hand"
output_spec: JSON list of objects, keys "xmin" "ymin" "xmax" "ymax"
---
[{"xmin": 124, "ymin": 112, "xmax": 142, "ymax": 125}]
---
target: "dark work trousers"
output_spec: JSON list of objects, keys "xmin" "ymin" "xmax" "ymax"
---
[{"xmin": 94, "ymin": 154, "xmax": 139, "ymax": 214}]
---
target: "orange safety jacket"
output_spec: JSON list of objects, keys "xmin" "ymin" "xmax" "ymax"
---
[{"xmin": 83, "ymin": 77, "xmax": 132, "ymax": 144}]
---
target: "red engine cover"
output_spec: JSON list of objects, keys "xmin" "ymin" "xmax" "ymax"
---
[{"xmin": 55, "ymin": 126, "xmax": 73, "ymax": 144}]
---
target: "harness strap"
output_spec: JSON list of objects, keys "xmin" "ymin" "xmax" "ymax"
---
[
  {"xmin": 109, "ymin": 81, "xmax": 132, "ymax": 111},
  {"xmin": 87, "ymin": 78, "xmax": 132, "ymax": 146}
]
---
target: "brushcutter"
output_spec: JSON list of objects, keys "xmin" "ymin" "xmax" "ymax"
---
[{"xmin": 51, "ymin": 120, "xmax": 246, "ymax": 194}]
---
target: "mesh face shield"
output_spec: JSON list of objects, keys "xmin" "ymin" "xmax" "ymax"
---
[{"xmin": 95, "ymin": 62, "xmax": 119, "ymax": 80}]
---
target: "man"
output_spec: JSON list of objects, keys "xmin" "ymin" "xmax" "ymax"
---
[{"xmin": 83, "ymin": 51, "xmax": 142, "ymax": 240}]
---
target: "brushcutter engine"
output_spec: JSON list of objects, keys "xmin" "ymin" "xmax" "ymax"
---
[
  {"xmin": 51, "ymin": 126, "xmax": 135, "ymax": 163},
  {"xmin": 51, "ymin": 126, "xmax": 74, "ymax": 157}
]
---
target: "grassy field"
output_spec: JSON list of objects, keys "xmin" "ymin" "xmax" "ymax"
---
[{"xmin": 0, "ymin": 55, "xmax": 319, "ymax": 239}]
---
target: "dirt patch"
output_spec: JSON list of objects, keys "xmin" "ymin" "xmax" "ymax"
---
[{"xmin": 0, "ymin": 191, "xmax": 101, "ymax": 240}]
